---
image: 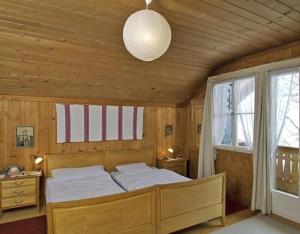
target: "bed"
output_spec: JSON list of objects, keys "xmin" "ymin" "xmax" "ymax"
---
[
  {"xmin": 45, "ymin": 152, "xmax": 157, "ymax": 234},
  {"xmin": 45, "ymin": 149, "xmax": 226, "ymax": 234},
  {"xmin": 106, "ymin": 149, "xmax": 226, "ymax": 234}
]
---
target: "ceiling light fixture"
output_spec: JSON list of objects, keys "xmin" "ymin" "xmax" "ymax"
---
[{"xmin": 123, "ymin": 0, "xmax": 172, "ymax": 61}]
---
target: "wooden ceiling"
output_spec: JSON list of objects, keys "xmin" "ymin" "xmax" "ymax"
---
[{"xmin": 0, "ymin": 0, "xmax": 300, "ymax": 104}]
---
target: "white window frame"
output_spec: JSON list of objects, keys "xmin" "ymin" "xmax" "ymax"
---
[{"xmin": 213, "ymin": 75, "xmax": 255, "ymax": 153}]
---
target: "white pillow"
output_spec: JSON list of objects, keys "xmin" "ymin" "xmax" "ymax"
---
[
  {"xmin": 52, "ymin": 165, "xmax": 107, "ymax": 180},
  {"xmin": 116, "ymin": 163, "xmax": 152, "ymax": 175}
]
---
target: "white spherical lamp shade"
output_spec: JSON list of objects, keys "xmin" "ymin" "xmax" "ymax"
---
[{"xmin": 123, "ymin": 9, "xmax": 172, "ymax": 61}]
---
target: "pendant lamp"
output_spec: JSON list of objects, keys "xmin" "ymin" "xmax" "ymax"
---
[{"xmin": 123, "ymin": 0, "xmax": 172, "ymax": 61}]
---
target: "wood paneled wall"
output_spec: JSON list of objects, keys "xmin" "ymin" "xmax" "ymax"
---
[
  {"xmin": 187, "ymin": 40, "xmax": 300, "ymax": 205},
  {"xmin": 214, "ymin": 40, "xmax": 300, "ymax": 75},
  {"xmin": 0, "ymin": 96, "xmax": 185, "ymax": 171},
  {"xmin": 215, "ymin": 149, "xmax": 253, "ymax": 206}
]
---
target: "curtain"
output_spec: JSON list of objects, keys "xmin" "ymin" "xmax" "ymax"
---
[
  {"xmin": 251, "ymin": 72, "xmax": 272, "ymax": 214},
  {"xmin": 236, "ymin": 77, "xmax": 255, "ymax": 149},
  {"xmin": 198, "ymin": 81, "xmax": 215, "ymax": 178},
  {"xmin": 213, "ymin": 82, "xmax": 230, "ymax": 145},
  {"xmin": 268, "ymin": 70, "xmax": 297, "ymax": 157},
  {"xmin": 251, "ymin": 70, "xmax": 297, "ymax": 214}
]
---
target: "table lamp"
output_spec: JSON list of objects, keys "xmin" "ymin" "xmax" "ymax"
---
[{"xmin": 31, "ymin": 155, "xmax": 43, "ymax": 171}]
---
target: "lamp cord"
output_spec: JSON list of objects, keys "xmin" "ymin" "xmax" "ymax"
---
[{"xmin": 145, "ymin": 0, "xmax": 152, "ymax": 9}]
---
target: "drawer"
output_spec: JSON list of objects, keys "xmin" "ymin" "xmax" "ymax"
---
[
  {"xmin": 2, "ymin": 186, "xmax": 36, "ymax": 198},
  {"xmin": 166, "ymin": 161, "xmax": 185, "ymax": 168},
  {"xmin": 170, "ymin": 167, "xmax": 186, "ymax": 176},
  {"xmin": 2, "ymin": 178, "xmax": 36, "ymax": 189},
  {"xmin": 2, "ymin": 195, "xmax": 36, "ymax": 209}
]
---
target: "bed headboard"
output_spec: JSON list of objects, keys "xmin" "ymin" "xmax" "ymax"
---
[
  {"xmin": 45, "ymin": 152, "xmax": 106, "ymax": 177},
  {"xmin": 106, "ymin": 148, "xmax": 156, "ymax": 172}
]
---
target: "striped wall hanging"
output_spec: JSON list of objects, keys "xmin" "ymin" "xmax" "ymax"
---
[{"xmin": 56, "ymin": 104, "xmax": 144, "ymax": 143}]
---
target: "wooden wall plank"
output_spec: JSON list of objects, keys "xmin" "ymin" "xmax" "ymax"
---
[{"xmin": 0, "ymin": 96, "xmax": 183, "ymax": 171}]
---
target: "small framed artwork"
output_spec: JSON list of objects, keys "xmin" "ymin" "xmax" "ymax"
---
[
  {"xmin": 16, "ymin": 126, "xmax": 34, "ymax": 147},
  {"xmin": 165, "ymin": 125, "xmax": 173, "ymax": 136}
]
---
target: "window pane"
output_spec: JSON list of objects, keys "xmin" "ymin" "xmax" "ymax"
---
[
  {"xmin": 237, "ymin": 113, "xmax": 254, "ymax": 148},
  {"xmin": 213, "ymin": 82, "xmax": 232, "ymax": 115},
  {"xmin": 213, "ymin": 82, "xmax": 232, "ymax": 146},
  {"xmin": 236, "ymin": 77, "xmax": 255, "ymax": 114},
  {"xmin": 277, "ymin": 72, "xmax": 299, "ymax": 148},
  {"xmin": 221, "ymin": 114, "xmax": 233, "ymax": 145},
  {"xmin": 235, "ymin": 77, "xmax": 255, "ymax": 148}
]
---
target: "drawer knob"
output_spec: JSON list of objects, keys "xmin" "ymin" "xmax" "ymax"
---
[
  {"xmin": 14, "ymin": 190, "xmax": 24, "ymax": 195},
  {"xmin": 14, "ymin": 200, "xmax": 24, "ymax": 204}
]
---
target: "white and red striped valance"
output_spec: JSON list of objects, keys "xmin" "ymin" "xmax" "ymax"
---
[{"xmin": 56, "ymin": 104, "xmax": 144, "ymax": 143}]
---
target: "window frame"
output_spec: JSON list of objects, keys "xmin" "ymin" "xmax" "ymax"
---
[
  {"xmin": 213, "ymin": 74, "xmax": 256, "ymax": 153},
  {"xmin": 270, "ymin": 67, "xmax": 300, "ymax": 149}
]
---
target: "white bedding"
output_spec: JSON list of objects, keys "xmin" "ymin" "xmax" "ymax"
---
[
  {"xmin": 110, "ymin": 168, "xmax": 191, "ymax": 191},
  {"xmin": 46, "ymin": 173, "xmax": 124, "ymax": 203}
]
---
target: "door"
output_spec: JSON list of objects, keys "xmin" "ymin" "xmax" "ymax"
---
[{"xmin": 270, "ymin": 68, "xmax": 300, "ymax": 223}]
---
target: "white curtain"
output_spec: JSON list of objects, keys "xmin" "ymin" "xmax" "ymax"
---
[
  {"xmin": 213, "ymin": 82, "xmax": 230, "ymax": 145},
  {"xmin": 268, "ymin": 70, "xmax": 297, "ymax": 157},
  {"xmin": 198, "ymin": 81, "xmax": 215, "ymax": 178},
  {"xmin": 236, "ymin": 78, "xmax": 255, "ymax": 149},
  {"xmin": 251, "ymin": 69, "xmax": 297, "ymax": 215},
  {"xmin": 251, "ymin": 72, "xmax": 272, "ymax": 214},
  {"xmin": 198, "ymin": 81, "xmax": 229, "ymax": 178}
]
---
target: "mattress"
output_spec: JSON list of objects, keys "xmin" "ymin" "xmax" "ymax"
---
[
  {"xmin": 110, "ymin": 168, "xmax": 191, "ymax": 191},
  {"xmin": 46, "ymin": 173, "xmax": 124, "ymax": 203}
]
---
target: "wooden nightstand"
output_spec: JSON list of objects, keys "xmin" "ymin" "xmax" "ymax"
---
[
  {"xmin": 157, "ymin": 158, "xmax": 187, "ymax": 176},
  {"xmin": 0, "ymin": 172, "xmax": 41, "ymax": 216}
]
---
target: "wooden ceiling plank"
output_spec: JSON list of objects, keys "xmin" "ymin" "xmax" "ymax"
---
[
  {"xmin": 278, "ymin": 0, "xmax": 300, "ymax": 12},
  {"xmin": 256, "ymin": 0, "xmax": 300, "ymax": 22},
  {"xmin": 172, "ymin": 0, "xmax": 294, "ymax": 44},
  {"xmin": 225, "ymin": 0, "xmax": 300, "ymax": 32},
  {"xmin": 156, "ymin": 6, "xmax": 271, "ymax": 48},
  {"xmin": 203, "ymin": 0, "xmax": 297, "ymax": 37},
  {"xmin": 121, "ymin": 0, "xmax": 283, "ymax": 45},
  {"xmin": 0, "ymin": 0, "xmax": 299, "ymax": 103}
]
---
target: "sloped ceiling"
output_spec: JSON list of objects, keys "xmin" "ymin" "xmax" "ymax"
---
[{"xmin": 0, "ymin": 0, "xmax": 300, "ymax": 104}]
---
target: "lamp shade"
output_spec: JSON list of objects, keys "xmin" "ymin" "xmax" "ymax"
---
[
  {"xmin": 35, "ymin": 157, "xmax": 43, "ymax": 165},
  {"xmin": 168, "ymin": 148, "xmax": 174, "ymax": 153},
  {"xmin": 123, "ymin": 9, "xmax": 171, "ymax": 61}
]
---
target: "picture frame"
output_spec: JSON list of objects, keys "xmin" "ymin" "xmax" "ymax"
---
[
  {"xmin": 16, "ymin": 126, "xmax": 35, "ymax": 147},
  {"xmin": 165, "ymin": 125, "xmax": 173, "ymax": 136}
]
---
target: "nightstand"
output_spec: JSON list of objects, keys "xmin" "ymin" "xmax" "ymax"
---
[
  {"xmin": 157, "ymin": 158, "xmax": 187, "ymax": 176},
  {"xmin": 0, "ymin": 172, "xmax": 41, "ymax": 216}
]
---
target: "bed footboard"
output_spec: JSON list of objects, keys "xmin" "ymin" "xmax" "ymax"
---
[
  {"xmin": 157, "ymin": 173, "xmax": 226, "ymax": 234},
  {"xmin": 47, "ymin": 186, "xmax": 157, "ymax": 234}
]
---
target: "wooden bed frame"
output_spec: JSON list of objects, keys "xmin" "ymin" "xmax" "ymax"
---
[{"xmin": 45, "ymin": 149, "xmax": 225, "ymax": 234}]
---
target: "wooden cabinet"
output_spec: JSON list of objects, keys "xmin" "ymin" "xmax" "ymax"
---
[
  {"xmin": 157, "ymin": 158, "xmax": 187, "ymax": 176},
  {"xmin": 0, "ymin": 174, "xmax": 41, "ymax": 215}
]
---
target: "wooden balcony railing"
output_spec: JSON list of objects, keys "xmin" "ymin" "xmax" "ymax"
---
[{"xmin": 275, "ymin": 146, "xmax": 299, "ymax": 196}]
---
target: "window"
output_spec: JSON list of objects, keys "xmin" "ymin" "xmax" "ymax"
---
[
  {"xmin": 213, "ymin": 76, "xmax": 255, "ymax": 151},
  {"xmin": 270, "ymin": 68, "xmax": 299, "ymax": 197},
  {"xmin": 274, "ymin": 71, "xmax": 299, "ymax": 148}
]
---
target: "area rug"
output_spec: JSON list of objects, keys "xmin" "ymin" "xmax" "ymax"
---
[
  {"xmin": 0, "ymin": 215, "xmax": 46, "ymax": 234},
  {"xmin": 212, "ymin": 213, "xmax": 300, "ymax": 234}
]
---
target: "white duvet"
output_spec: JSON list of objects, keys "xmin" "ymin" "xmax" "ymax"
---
[
  {"xmin": 46, "ymin": 174, "xmax": 124, "ymax": 203},
  {"xmin": 111, "ymin": 168, "xmax": 191, "ymax": 191}
]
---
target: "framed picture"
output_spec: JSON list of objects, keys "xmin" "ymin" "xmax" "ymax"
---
[
  {"xmin": 16, "ymin": 126, "xmax": 34, "ymax": 147},
  {"xmin": 165, "ymin": 125, "xmax": 173, "ymax": 136}
]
